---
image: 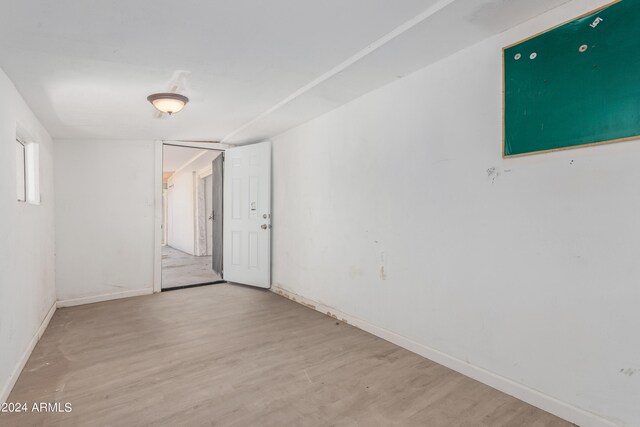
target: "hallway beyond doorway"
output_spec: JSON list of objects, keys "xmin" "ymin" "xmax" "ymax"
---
[{"xmin": 162, "ymin": 246, "xmax": 221, "ymax": 289}]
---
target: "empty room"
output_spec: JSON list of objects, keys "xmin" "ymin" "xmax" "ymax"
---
[{"xmin": 0, "ymin": 1, "xmax": 638, "ymax": 426}]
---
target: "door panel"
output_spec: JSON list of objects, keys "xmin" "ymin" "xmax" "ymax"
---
[
  {"xmin": 223, "ymin": 141, "xmax": 271, "ymax": 288},
  {"xmin": 204, "ymin": 174, "xmax": 213, "ymax": 256}
]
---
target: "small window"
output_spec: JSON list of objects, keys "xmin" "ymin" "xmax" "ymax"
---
[
  {"xmin": 16, "ymin": 139, "xmax": 26, "ymax": 202},
  {"xmin": 16, "ymin": 137, "xmax": 41, "ymax": 205},
  {"xmin": 25, "ymin": 142, "xmax": 41, "ymax": 205}
]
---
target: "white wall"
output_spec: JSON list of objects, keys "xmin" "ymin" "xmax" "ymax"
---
[
  {"xmin": 271, "ymin": 1, "xmax": 639, "ymax": 426},
  {"xmin": 0, "ymin": 68, "xmax": 56, "ymax": 402},
  {"xmin": 54, "ymin": 140, "xmax": 155, "ymax": 304},
  {"xmin": 167, "ymin": 168, "xmax": 195, "ymax": 254},
  {"xmin": 166, "ymin": 149, "xmax": 221, "ymax": 255}
]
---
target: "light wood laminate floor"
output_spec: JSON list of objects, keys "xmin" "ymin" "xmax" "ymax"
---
[{"xmin": 2, "ymin": 284, "xmax": 572, "ymax": 426}]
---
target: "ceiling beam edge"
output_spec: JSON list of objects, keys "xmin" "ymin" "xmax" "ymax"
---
[{"xmin": 220, "ymin": 0, "xmax": 458, "ymax": 143}]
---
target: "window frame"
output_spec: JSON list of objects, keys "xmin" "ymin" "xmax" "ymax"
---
[{"xmin": 16, "ymin": 135, "xmax": 41, "ymax": 205}]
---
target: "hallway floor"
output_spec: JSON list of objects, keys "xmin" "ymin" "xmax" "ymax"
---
[
  {"xmin": 161, "ymin": 245, "xmax": 221, "ymax": 289},
  {"xmin": 1, "ymin": 284, "xmax": 570, "ymax": 427}
]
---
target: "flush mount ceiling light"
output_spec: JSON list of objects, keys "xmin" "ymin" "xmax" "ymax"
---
[{"xmin": 147, "ymin": 93, "xmax": 189, "ymax": 115}]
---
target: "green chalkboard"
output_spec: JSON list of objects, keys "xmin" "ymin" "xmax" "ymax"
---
[{"xmin": 503, "ymin": 0, "xmax": 640, "ymax": 157}]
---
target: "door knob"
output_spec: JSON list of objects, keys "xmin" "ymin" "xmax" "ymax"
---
[{"xmin": 261, "ymin": 224, "xmax": 268, "ymax": 229}]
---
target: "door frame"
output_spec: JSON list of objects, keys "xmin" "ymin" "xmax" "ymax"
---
[{"xmin": 153, "ymin": 140, "xmax": 229, "ymax": 293}]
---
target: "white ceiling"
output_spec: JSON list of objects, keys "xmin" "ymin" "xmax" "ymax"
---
[{"xmin": 0, "ymin": 0, "xmax": 571, "ymax": 144}]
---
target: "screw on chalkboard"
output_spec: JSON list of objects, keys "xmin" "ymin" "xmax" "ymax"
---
[
  {"xmin": 590, "ymin": 17, "xmax": 603, "ymax": 28},
  {"xmin": 514, "ymin": 53, "xmax": 522, "ymax": 60},
  {"xmin": 579, "ymin": 44, "xmax": 588, "ymax": 53},
  {"xmin": 529, "ymin": 52, "xmax": 537, "ymax": 60}
]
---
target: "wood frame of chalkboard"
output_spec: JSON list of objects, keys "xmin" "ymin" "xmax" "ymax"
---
[{"xmin": 502, "ymin": 0, "xmax": 639, "ymax": 158}]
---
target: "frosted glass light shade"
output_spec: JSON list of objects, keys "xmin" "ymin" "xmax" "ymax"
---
[{"xmin": 147, "ymin": 93, "xmax": 189, "ymax": 115}]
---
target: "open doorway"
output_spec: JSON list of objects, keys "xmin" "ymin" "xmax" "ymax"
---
[{"xmin": 162, "ymin": 144, "xmax": 223, "ymax": 290}]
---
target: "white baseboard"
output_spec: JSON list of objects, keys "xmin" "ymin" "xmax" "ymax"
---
[
  {"xmin": 271, "ymin": 285, "xmax": 619, "ymax": 427},
  {"xmin": 57, "ymin": 288, "xmax": 154, "ymax": 308},
  {"xmin": 0, "ymin": 301, "xmax": 56, "ymax": 404}
]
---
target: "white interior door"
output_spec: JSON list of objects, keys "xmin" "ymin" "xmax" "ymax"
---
[{"xmin": 223, "ymin": 141, "xmax": 271, "ymax": 288}]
